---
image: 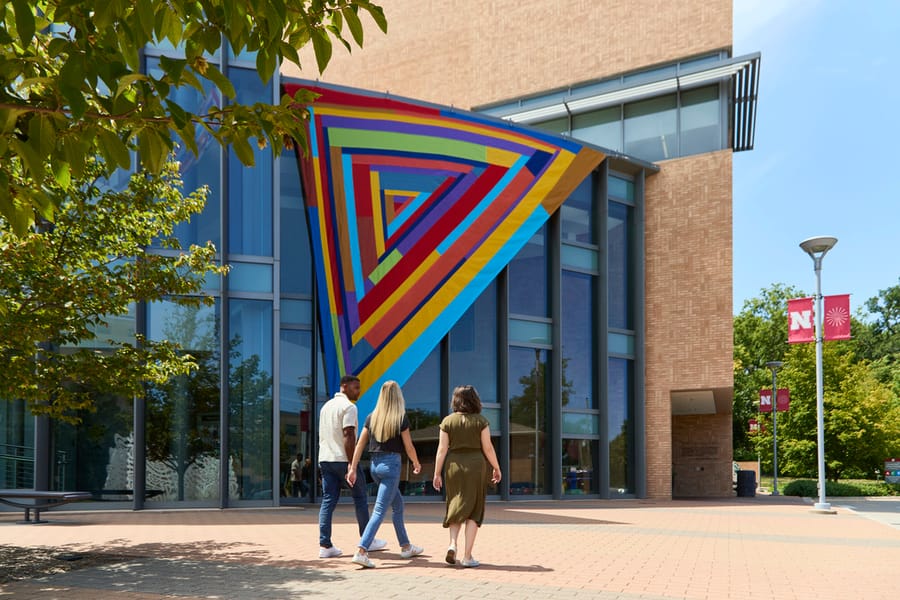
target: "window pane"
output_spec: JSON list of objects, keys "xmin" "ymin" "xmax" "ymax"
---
[
  {"xmin": 608, "ymin": 201, "xmax": 633, "ymax": 329},
  {"xmin": 561, "ymin": 245, "xmax": 598, "ymax": 271},
  {"xmin": 280, "ymin": 299, "xmax": 313, "ymax": 325},
  {"xmin": 450, "ymin": 281, "xmax": 498, "ymax": 403},
  {"xmin": 562, "ymin": 271, "xmax": 595, "ymax": 409},
  {"xmin": 146, "ymin": 58, "xmax": 221, "ymax": 249},
  {"xmin": 533, "ymin": 116, "xmax": 569, "ymax": 134},
  {"xmin": 608, "ymin": 332, "xmax": 634, "ymax": 355},
  {"xmin": 279, "ymin": 329, "xmax": 313, "ymax": 501},
  {"xmin": 280, "ymin": 151, "xmax": 313, "ymax": 295},
  {"xmin": 608, "ymin": 357, "xmax": 634, "ymax": 495},
  {"xmin": 401, "ymin": 346, "xmax": 441, "ymax": 497},
  {"xmin": 508, "ymin": 225, "xmax": 547, "ymax": 316},
  {"xmin": 0, "ymin": 400, "xmax": 34, "ymax": 488},
  {"xmin": 560, "ymin": 175, "xmax": 595, "ymax": 244},
  {"xmin": 146, "ymin": 301, "xmax": 221, "ymax": 503},
  {"xmin": 680, "ymin": 85, "xmax": 721, "ymax": 155},
  {"xmin": 624, "ymin": 94, "xmax": 677, "ymax": 161},
  {"xmin": 228, "ymin": 299, "xmax": 273, "ymax": 501},
  {"xmin": 608, "ymin": 175, "xmax": 634, "ymax": 202},
  {"xmin": 563, "ymin": 438, "xmax": 598, "ymax": 494},
  {"xmin": 508, "ymin": 319, "xmax": 551, "ymax": 346},
  {"xmin": 508, "ymin": 346, "xmax": 547, "ymax": 495},
  {"xmin": 572, "ymin": 107, "xmax": 622, "ymax": 152},
  {"xmin": 228, "ymin": 262, "xmax": 273, "ymax": 293},
  {"xmin": 562, "ymin": 413, "xmax": 599, "ymax": 435},
  {"xmin": 229, "ymin": 68, "xmax": 273, "ymax": 256}
]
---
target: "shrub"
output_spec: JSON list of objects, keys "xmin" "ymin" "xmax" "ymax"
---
[{"xmin": 782, "ymin": 479, "xmax": 900, "ymax": 497}]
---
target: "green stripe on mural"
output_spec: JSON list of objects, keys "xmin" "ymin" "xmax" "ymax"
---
[
  {"xmin": 329, "ymin": 128, "xmax": 488, "ymax": 162},
  {"xmin": 368, "ymin": 248, "xmax": 403, "ymax": 285}
]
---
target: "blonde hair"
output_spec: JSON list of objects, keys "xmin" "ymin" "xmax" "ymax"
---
[{"xmin": 370, "ymin": 380, "xmax": 406, "ymax": 443}]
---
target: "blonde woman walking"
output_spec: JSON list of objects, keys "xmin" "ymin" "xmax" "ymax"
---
[{"xmin": 347, "ymin": 380, "xmax": 424, "ymax": 568}]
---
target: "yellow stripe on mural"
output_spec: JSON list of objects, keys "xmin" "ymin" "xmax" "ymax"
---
[{"xmin": 370, "ymin": 171, "xmax": 385, "ymax": 256}]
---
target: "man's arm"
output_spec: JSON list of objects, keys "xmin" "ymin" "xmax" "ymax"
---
[{"xmin": 342, "ymin": 426, "xmax": 357, "ymax": 462}]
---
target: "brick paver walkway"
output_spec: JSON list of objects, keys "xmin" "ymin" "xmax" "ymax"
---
[{"xmin": 2, "ymin": 496, "xmax": 898, "ymax": 599}]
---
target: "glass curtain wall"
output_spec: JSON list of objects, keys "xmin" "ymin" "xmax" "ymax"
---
[
  {"xmin": 401, "ymin": 347, "xmax": 441, "ymax": 496},
  {"xmin": 145, "ymin": 301, "xmax": 222, "ymax": 503}
]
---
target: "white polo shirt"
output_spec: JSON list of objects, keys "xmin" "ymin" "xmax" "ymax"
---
[{"xmin": 317, "ymin": 392, "xmax": 358, "ymax": 462}]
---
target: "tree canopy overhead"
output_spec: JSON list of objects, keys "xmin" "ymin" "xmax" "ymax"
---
[{"xmin": 0, "ymin": 0, "xmax": 386, "ymax": 233}]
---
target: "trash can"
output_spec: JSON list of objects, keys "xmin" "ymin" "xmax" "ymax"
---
[{"xmin": 736, "ymin": 470, "xmax": 756, "ymax": 497}]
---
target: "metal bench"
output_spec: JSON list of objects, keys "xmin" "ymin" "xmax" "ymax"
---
[{"xmin": 0, "ymin": 489, "xmax": 93, "ymax": 523}]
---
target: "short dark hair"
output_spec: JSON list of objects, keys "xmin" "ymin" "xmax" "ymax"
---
[
  {"xmin": 451, "ymin": 385, "xmax": 482, "ymax": 414},
  {"xmin": 340, "ymin": 375, "xmax": 360, "ymax": 386}
]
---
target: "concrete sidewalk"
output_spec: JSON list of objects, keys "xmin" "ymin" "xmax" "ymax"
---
[{"xmin": 2, "ymin": 495, "xmax": 899, "ymax": 599}]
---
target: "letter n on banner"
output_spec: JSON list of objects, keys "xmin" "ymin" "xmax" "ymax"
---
[
  {"xmin": 823, "ymin": 294, "xmax": 851, "ymax": 340},
  {"xmin": 788, "ymin": 297, "xmax": 815, "ymax": 343}
]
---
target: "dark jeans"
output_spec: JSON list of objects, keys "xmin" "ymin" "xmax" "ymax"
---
[{"xmin": 318, "ymin": 461, "xmax": 369, "ymax": 548}]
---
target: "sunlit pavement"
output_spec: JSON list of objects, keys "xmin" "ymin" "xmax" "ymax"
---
[{"xmin": 2, "ymin": 495, "xmax": 899, "ymax": 599}]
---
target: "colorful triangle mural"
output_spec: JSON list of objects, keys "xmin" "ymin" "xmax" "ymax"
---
[{"xmin": 285, "ymin": 82, "xmax": 605, "ymax": 414}]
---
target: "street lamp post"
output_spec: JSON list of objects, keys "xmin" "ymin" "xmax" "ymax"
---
[
  {"xmin": 799, "ymin": 235, "xmax": 837, "ymax": 513},
  {"xmin": 766, "ymin": 361, "xmax": 784, "ymax": 496}
]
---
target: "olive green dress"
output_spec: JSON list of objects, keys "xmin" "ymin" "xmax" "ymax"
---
[{"xmin": 439, "ymin": 412, "xmax": 490, "ymax": 527}]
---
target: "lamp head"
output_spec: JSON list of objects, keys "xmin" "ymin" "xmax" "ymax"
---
[
  {"xmin": 799, "ymin": 236, "xmax": 837, "ymax": 258},
  {"xmin": 765, "ymin": 361, "xmax": 784, "ymax": 371}
]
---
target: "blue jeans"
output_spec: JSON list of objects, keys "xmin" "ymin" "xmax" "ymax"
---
[
  {"xmin": 318, "ymin": 461, "xmax": 369, "ymax": 548},
  {"xmin": 358, "ymin": 452, "xmax": 410, "ymax": 550}
]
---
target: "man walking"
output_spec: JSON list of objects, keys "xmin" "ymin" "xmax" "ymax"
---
[{"xmin": 318, "ymin": 374, "xmax": 386, "ymax": 557}]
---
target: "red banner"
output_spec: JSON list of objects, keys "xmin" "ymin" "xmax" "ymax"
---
[
  {"xmin": 759, "ymin": 389, "xmax": 790, "ymax": 412},
  {"xmin": 823, "ymin": 294, "xmax": 851, "ymax": 341},
  {"xmin": 788, "ymin": 297, "xmax": 814, "ymax": 343}
]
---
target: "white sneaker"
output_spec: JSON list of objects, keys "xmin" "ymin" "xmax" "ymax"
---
[
  {"xmin": 400, "ymin": 544, "xmax": 424, "ymax": 559},
  {"xmin": 368, "ymin": 538, "xmax": 387, "ymax": 552},
  {"xmin": 352, "ymin": 552, "xmax": 376, "ymax": 568},
  {"xmin": 318, "ymin": 546, "xmax": 342, "ymax": 558}
]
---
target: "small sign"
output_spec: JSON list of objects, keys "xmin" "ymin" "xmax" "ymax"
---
[
  {"xmin": 749, "ymin": 418, "xmax": 759, "ymax": 432},
  {"xmin": 759, "ymin": 389, "xmax": 790, "ymax": 413},
  {"xmin": 885, "ymin": 458, "xmax": 900, "ymax": 484}
]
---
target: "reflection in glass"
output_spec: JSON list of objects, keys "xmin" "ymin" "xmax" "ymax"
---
[
  {"xmin": 146, "ymin": 301, "xmax": 221, "ymax": 503},
  {"xmin": 0, "ymin": 400, "xmax": 34, "ymax": 489},
  {"xmin": 609, "ymin": 357, "xmax": 634, "ymax": 494},
  {"xmin": 146, "ymin": 58, "xmax": 221, "ymax": 248},
  {"xmin": 624, "ymin": 94, "xmax": 677, "ymax": 161},
  {"xmin": 401, "ymin": 347, "xmax": 441, "ymax": 497},
  {"xmin": 450, "ymin": 281, "xmax": 498, "ymax": 402},
  {"xmin": 280, "ymin": 150, "xmax": 313, "ymax": 295},
  {"xmin": 279, "ymin": 330, "xmax": 313, "ymax": 501},
  {"xmin": 572, "ymin": 107, "xmax": 622, "ymax": 152},
  {"xmin": 608, "ymin": 201, "xmax": 633, "ymax": 330},
  {"xmin": 228, "ymin": 300, "xmax": 273, "ymax": 501},
  {"xmin": 562, "ymin": 439, "xmax": 598, "ymax": 494},
  {"xmin": 562, "ymin": 271, "xmax": 594, "ymax": 410},
  {"xmin": 509, "ymin": 225, "xmax": 547, "ymax": 317},
  {"xmin": 680, "ymin": 85, "xmax": 721, "ymax": 156},
  {"xmin": 560, "ymin": 175, "xmax": 595, "ymax": 244},
  {"xmin": 508, "ymin": 346, "xmax": 547, "ymax": 495},
  {"xmin": 229, "ymin": 68, "xmax": 273, "ymax": 256}
]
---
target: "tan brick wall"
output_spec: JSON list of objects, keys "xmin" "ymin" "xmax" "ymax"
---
[
  {"xmin": 286, "ymin": 1, "xmax": 736, "ymax": 499},
  {"xmin": 672, "ymin": 413, "xmax": 735, "ymax": 497},
  {"xmin": 285, "ymin": 0, "xmax": 733, "ymax": 108},
  {"xmin": 644, "ymin": 150, "xmax": 734, "ymax": 498}
]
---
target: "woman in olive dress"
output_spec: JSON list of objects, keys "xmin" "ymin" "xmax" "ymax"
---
[{"xmin": 432, "ymin": 385, "xmax": 501, "ymax": 568}]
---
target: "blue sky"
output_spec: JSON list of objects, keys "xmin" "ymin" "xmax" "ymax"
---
[{"xmin": 732, "ymin": 0, "xmax": 899, "ymax": 316}]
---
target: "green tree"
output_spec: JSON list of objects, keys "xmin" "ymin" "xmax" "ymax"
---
[
  {"xmin": 0, "ymin": 157, "xmax": 226, "ymax": 422},
  {"xmin": 732, "ymin": 283, "xmax": 803, "ymax": 459},
  {"xmin": 1, "ymin": 0, "xmax": 386, "ymax": 233},
  {"xmin": 772, "ymin": 343, "xmax": 900, "ymax": 480},
  {"xmin": 855, "ymin": 278, "xmax": 900, "ymax": 396}
]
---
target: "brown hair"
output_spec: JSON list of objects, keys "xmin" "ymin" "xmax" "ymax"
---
[
  {"xmin": 340, "ymin": 374, "xmax": 360, "ymax": 386},
  {"xmin": 451, "ymin": 385, "xmax": 482, "ymax": 414}
]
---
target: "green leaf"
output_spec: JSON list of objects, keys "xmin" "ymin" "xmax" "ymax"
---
[
  {"xmin": 52, "ymin": 160, "xmax": 72, "ymax": 189},
  {"xmin": 362, "ymin": 3, "xmax": 388, "ymax": 33},
  {"xmin": 136, "ymin": 0, "xmax": 155, "ymax": 42},
  {"xmin": 279, "ymin": 41, "xmax": 300, "ymax": 68},
  {"xmin": 10, "ymin": 138, "xmax": 44, "ymax": 180},
  {"xmin": 342, "ymin": 6, "xmax": 365, "ymax": 46},
  {"xmin": 202, "ymin": 64, "xmax": 235, "ymax": 100},
  {"xmin": 137, "ymin": 129, "xmax": 169, "ymax": 173},
  {"xmin": 12, "ymin": 0, "xmax": 36, "ymax": 47},
  {"xmin": 165, "ymin": 99, "xmax": 190, "ymax": 129},
  {"xmin": 97, "ymin": 129, "xmax": 132, "ymax": 170},
  {"xmin": 310, "ymin": 30, "xmax": 333, "ymax": 74},
  {"xmin": 159, "ymin": 56, "xmax": 188, "ymax": 83},
  {"xmin": 61, "ymin": 137, "xmax": 87, "ymax": 180},
  {"xmin": 230, "ymin": 135, "xmax": 256, "ymax": 167}
]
